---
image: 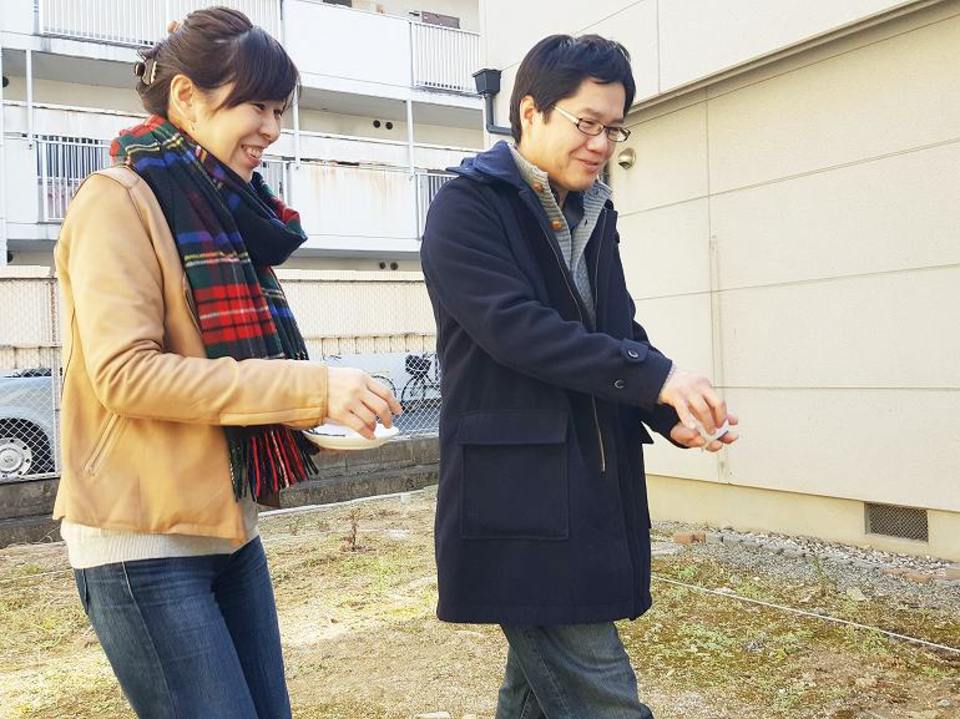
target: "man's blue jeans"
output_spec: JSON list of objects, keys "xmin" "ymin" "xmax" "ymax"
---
[
  {"xmin": 496, "ymin": 623, "xmax": 655, "ymax": 719},
  {"xmin": 74, "ymin": 536, "xmax": 291, "ymax": 719}
]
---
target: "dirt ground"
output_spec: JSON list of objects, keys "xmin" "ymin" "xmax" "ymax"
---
[{"xmin": 0, "ymin": 487, "xmax": 957, "ymax": 719}]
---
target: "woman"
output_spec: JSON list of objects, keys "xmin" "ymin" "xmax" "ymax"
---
[{"xmin": 53, "ymin": 8, "xmax": 400, "ymax": 718}]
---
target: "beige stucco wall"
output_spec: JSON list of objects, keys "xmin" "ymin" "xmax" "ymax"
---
[
  {"xmin": 480, "ymin": 0, "xmax": 921, "ymax": 125},
  {"xmin": 618, "ymin": 2, "xmax": 960, "ymax": 514}
]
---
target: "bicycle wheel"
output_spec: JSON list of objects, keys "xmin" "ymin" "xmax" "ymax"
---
[
  {"xmin": 370, "ymin": 374, "xmax": 397, "ymax": 398},
  {"xmin": 400, "ymin": 377, "xmax": 429, "ymax": 416}
]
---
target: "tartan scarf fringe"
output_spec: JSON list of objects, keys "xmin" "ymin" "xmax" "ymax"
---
[{"xmin": 111, "ymin": 115, "xmax": 319, "ymax": 503}]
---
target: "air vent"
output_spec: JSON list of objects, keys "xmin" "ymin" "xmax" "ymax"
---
[{"xmin": 865, "ymin": 503, "xmax": 928, "ymax": 542}]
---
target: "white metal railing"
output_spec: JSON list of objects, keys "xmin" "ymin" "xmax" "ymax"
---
[
  {"xmin": 411, "ymin": 22, "xmax": 481, "ymax": 95},
  {"xmin": 417, "ymin": 171, "xmax": 454, "ymax": 237},
  {"xmin": 37, "ymin": 0, "xmax": 280, "ymax": 46},
  {"xmin": 36, "ymin": 136, "xmax": 111, "ymax": 222},
  {"xmin": 259, "ymin": 158, "xmax": 288, "ymax": 203},
  {"xmin": 31, "ymin": 137, "xmax": 454, "ymax": 233}
]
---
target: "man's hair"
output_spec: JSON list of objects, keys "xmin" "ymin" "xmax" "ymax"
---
[{"xmin": 509, "ymin": 34, "xmax": 635, "ymax": 143}]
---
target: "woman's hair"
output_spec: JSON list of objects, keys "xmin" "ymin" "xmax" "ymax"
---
[
  {"xmin": 509, "ymin": 34, "xmax": 635, "ymax": 143},
  {"xmin": 135, "ymin": 6, "xmax": 300, "ymax": 116}
]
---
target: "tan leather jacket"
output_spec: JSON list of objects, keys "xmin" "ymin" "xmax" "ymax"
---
[{"xmin": 53, "ymin": 167, "xmax": 328, "ymax": 543}]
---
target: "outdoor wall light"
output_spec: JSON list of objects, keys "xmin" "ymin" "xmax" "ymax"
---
[{"xmin": 616, "ymin": 148, "xmax": 636, "ymax": 170}]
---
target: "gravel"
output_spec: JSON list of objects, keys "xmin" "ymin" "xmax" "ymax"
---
[{"xmin": 652, "ymin": 521, "xmax": 960, "ymax": 613}]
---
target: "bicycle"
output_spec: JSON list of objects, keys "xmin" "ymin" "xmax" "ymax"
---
[{"xmin": 400, "ymin": 352, "xmax": 441, "ymax": 415}]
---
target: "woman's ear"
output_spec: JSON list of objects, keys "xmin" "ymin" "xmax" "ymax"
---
[{"xmin": 168, "ymin": 73, "xmax": 198, "ymax": 127}]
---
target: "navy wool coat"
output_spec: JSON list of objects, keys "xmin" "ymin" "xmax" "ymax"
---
[{"xmin": 420, "ymin": 141, "xmax": 682, "ymax": 625}]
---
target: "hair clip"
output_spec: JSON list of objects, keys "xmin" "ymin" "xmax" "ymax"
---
[{"xmin": 134, "ymin": 59, "xmax": 160, "ymax": 85}]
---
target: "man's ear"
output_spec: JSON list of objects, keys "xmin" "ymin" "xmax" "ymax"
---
[{"xmin": 519, "ymin": 95, "xmax": 539, "ymax": 132}]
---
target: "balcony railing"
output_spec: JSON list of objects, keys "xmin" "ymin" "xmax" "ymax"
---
[
  {"xmin": 411, "ymin": 22, "xmax": 481, "ymax": 95},
  {"xmin": 417, "ymin": 171, "xmax": 454, "ymax": 236},
  {"xmin": 32, "ymin": 134, "xmax": 454, "ymax": 238},
  {"xmin": 36, "ymin": 136, "xmax": 111, "ymax": 222},
  {"xmin": 37, "ymin": 0, "xmax": 280, "ymax": 46}
]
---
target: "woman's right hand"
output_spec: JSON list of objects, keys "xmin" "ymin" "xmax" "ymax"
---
[{"xmin": 326, "ymin": 367, "xmax": 403, "ymax": 439}]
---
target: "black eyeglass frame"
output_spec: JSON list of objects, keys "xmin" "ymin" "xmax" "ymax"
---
[{"xmin": 551, "ymin": 105, "xmax": 632, "ymax": 143}]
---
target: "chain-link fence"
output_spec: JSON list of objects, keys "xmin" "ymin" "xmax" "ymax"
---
[
  {"xmin": 0, "ymin": 275, "xmax": 61, "ymax": 483},
  {"xmin": 0, "ymin": 270, "xmax": 441, "ymax": 484}
]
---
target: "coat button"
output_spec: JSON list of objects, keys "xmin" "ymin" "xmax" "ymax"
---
[
  {"xmin": 551, "ymin": 219, "xmax": 564, "ymax": 231},
  {"xmin": 532, "ymin": 181, "xmax": 544, "ymax": 193},
  {"xmin": 613, "ymin": 379, "xmax": 625, "ymax": 389},
  {"xmin": 626, "ymin": 349, "xmax": 640, "ymax": 359}
]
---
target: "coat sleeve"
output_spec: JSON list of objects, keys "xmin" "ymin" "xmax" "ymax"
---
[
  {"xmin": 420, "ymin": 180, "xmax": 673, "ymax": 410},
  {"xmin": 57, "ymin": 173, "xmax": 328, "ymax": 428}
]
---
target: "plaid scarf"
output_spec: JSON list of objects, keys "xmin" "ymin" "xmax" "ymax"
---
[{"xmin": 110, "ymin": 115, "xmax": 318, "ymax": 504}]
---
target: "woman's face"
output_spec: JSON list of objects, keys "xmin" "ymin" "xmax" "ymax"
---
[{"xmin": 189, "ymin": 83, "xmax": 286, "ymax": 182}]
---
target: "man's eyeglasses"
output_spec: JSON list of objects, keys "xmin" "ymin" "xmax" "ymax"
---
[{"xmin": 552, "ymin": 105, "xmax": 632, "ymax": 143}]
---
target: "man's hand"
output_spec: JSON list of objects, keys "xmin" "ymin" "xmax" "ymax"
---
[
  {"xmin": 669, "ymin": 414, "xmax": 740, "ymax": 452},
  {"xmin": 658, "ymin": 367, "xmax": 728, "ymax": 436}
]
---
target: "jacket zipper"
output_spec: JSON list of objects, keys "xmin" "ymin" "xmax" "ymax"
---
[
  {"xmin": 534, "ymin": 199, "xmax": 607, "ymax": 474},
  {"xmin": 591, "ymin": 211, "xmax": 609, "ymax": 473},
  {"xmin": 84, "ymin": 413, "xmax": 122, "ymax": 475}
]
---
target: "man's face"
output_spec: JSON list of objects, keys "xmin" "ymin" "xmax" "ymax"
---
[{"xmin": 517, "ymin": 78, "xmax": 626, "ymax": 193}]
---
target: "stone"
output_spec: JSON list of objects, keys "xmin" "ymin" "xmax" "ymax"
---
[
  {"xmin": 672, "ymin": 531, "xmax": 704, "ymax": 545},
  {"xmin": 706, "ymin": 532, "xmax": 724, "ymax": 544},
  {"xmin": 937, "ymin": 699, "xmax": 954, "ymax": 708},
  {"xmin": 845, "ymin": 587, "xmax": 868, "ymax": 602},
  {"xmin": 944, "ymin": 564, "xmax": 960, "ymax": 581},
  {"xmin": 652, "ymin": 542, "xmax": 681, "ymax": 557},
  {"xmin": 904, "ymin": 571, "xmax": 934, "ymax": 585}
]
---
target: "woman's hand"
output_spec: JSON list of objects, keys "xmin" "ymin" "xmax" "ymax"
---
[{"xmin": 326, "ymin": 367, "xmax": 403, "ymax": 439}]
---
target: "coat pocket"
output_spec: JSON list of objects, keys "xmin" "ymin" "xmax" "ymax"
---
[
  {"xmin": 457, "ymin": 411, "xmax": 569, "ymax": 540},
  {"xmin": 83, "ymin": 413, "xmax": 127, "ymax": 476}
]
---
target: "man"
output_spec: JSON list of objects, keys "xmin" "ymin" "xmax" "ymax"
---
[{"xmin": 420, "ymin": 34, "xmax": 739, "ymax": 718}]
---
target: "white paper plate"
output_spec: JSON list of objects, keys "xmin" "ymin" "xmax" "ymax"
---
[{"xmin": 303, "ymin": 422, "xmax": 400, "ymax": 450}]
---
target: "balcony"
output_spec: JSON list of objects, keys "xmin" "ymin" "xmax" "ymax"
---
[
  {"xmin": 26, "ymin": 0, "xmax": 482, "ymax": 99},
  {"xmin": 2, "ymin": 102, "xmax": 458, "ymax": 254},
  {"xmin": 37, "ymin": 0, "xmax": 280, "ymax": 46}
]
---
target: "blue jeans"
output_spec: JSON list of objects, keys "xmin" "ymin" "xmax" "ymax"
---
[
  {"xmin": 496, "ymin": 623, "xmax": 654, "ymax": 719},
  {"xmin": 74, "ymin": 536, "xmax": 291, "ymax": 719}
]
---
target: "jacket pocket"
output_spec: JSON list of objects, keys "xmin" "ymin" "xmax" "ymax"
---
[
  {"xmin": 83, "ymin": 413, "xmax": 127, "ymax": 476},
  {"xmin": 457, "ymin": 411, "xmax": 569, "ymax": 540}
]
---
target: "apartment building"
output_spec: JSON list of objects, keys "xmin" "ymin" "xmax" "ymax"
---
[
  {"xmin": 478, "ymin": 0, "xmax": 960, "ymax": 559},
  {"xmin": 0, "ymin": 0, "xmax": 484, "ymax": 270}
]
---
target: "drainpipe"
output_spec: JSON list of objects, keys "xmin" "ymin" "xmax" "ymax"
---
[
  {"xmin": 25, "ymin": 49, "xmax": 33, "ymax": 149},
  {"xmin": 405, "ymin": 98, "xmax": 419, "ymax": 239},
  {"xmin": 0, "ymin": 45, "xmax": 7, "ymax": 266},
  {"xmin": 281, "ymin": 1, "xmax": 300, "ymax": 168},
  {"xmin": 472, "ymin": 68, "xmax": 511, "ymax": 136}
]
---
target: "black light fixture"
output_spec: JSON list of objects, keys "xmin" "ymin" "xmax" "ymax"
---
[
  {"xmin": 472, "ymin": 68, "xmax": 511, "ymax": 136},
  {"xmin": 2, "ymin": 76, "xmax": 9, "ymax": 89}
]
